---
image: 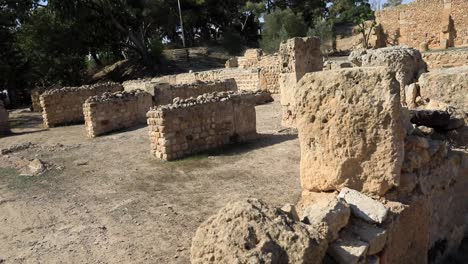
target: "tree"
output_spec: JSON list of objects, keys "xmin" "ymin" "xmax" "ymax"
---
[
  {"xmin": 260, "ymin": 8, "xmax": 308, "ymax": 53},
  {"xmin": 308, "ymin": 18, "xmax": 334, "ymax": 54},
  {"xmin": 383, "ymin": 0, "xmax": 402, "ymax": 8}
]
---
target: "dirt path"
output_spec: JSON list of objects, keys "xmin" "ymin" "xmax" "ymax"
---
[{"xmin": 0, "ymin": 97, "xmax": 302, "ymax": 263}]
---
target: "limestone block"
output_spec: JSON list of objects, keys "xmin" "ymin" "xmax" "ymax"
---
[
  {"xmin": 418, "ymin": 66, "xmax": 468, "ymax": 111},
  {"xmin": 295, "ymin": 67, "xmax": 406, "ymax": 195},
  {"xmin": 347, "ymin": 219, "xmax": 387, "ymax": 255},
  {"xmin": 191, "ymin": 199, "xmax": 327, "ymax": 264},
  {"xmin": 349, "ymin": 46, "xmax": 427, "ymax": 105},
  {"xmin": 327, "ymin": 232, "xmax": 369, "ymax": 264},
  {"xmin": 302, "ymin": 195, "xmax": 351, "ymax": 241},
  {"xmin": 338, "ymin": 188, "xmax": 388, "ymax": 224}
]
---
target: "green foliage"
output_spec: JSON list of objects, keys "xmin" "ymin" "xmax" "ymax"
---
[
  {"xmin": 17, "ymin": 8, "xmax": 87, "ymax": 86},
  {"xmin": 221, "ymin": 30, "xmax": 244, "ymax": 55},
  {"xmin": 260, "ymin": 8, "xmax": 308, "ymax": 53},
  {"xmin": 308, "ymin": 18, "xmax": 334, "ymax": 54}
]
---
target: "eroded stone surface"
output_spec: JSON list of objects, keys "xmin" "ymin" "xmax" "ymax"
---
[
  {"xmin": 191, "ymin": 199, "xmax": 327, "ymax": 264},
  {"xmin": 338, "ymin": 188, "xmax": 388, "ymax": 224},
  {"xmin": 295, "ymin": 67, "xmax": 406, "ymax": 195}
]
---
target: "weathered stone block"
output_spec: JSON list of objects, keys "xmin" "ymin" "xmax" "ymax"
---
[
  {"xmin": 295, "ymin": 67, "xmax": 406, "ymax": 195},
  {"xmin": 338, "ymin": 188, "xmax": 388, "ymax": 224}
]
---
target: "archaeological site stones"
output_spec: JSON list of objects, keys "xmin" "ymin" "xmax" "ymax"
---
[
  {"xmin": 147, "ymin": 91, "xmax": 257, "ymax": 161},
  {"xmin": 40, "ymin": 82, "xmax": 123, "ymax": 128},
  {"xmin": 83, "ymin": 90, "xmax": 153, "ymax": 138}
]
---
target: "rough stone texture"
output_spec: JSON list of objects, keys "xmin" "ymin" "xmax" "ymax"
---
[
  {"xmin": 423, "ymin": 48, "xmax": 468, "ymax": 69},
  {"xmin": 418, "ymin": 66, "xmax": 468, "ymax": 111},
  {"xmin": 278, "ymin": 37, "xmax": 323, "ymax": 127},
  {"xmin": 152, "ymin": 68, "xmax": 264, "ymax": 92},
  {"xmin": 0, "ymin": 100, "xmax": 10, "ymax": 136},
  {"xmin": 30, "ymin": 85, "xmax": 60, "ymax": 112},
  {"xmin": 225, "ymin": 57, "xmax": 238, "ymax": 68},
  {"xmin": 40, "ymin": 82, "xmax": 123, "ymax": 128},
  {"xmin": 190, "ymin": 199, "xmax": 327, "ymax": 264},
  {"xmin": 122, "ymin": 79, "xmax": 151, "ymax": 94},
  {"xmin": 152, "ymin": 79, "xmax": 238, "ymax": 105},
  {"xmin": 302, "ymin": 195, "xmax": 350, "ymax": 241},
  {"xmin": 347, "ymin": 219, "xmax": 387, "ymax": 255},
  {"xmin": 376, "ymin": 0, "xmax": 468, "ymax": 49},
  {"xmin": 237, "ymin": 49, "xmax": 282, "ymax": 93},
  {"xmin": 327, "ymin": 232, "xmax": 369, "ymax": 264},
  {"xmin": 338, "ymin": 188, "xmax": 388, "ymax": 224},
  {"xmin": 295, "ymin": 67, "xmax": 405, "ymax": 195},
  {"xmin": 83, "ymin": 90, "xmax": 153, "ymax": 138},
  {"xmin": 147, "ymin": 91, "xmax": 257, "ymax": 161},
  {"xmin": 349, "ymin": 46, "xmax": 427, "ymax": 105}
]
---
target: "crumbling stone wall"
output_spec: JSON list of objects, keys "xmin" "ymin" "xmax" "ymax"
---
[
  {"xmin": 147, "ymin": 91, "xmax": 257, "ymax": 161},
  {"xmin": 423, "ymin": 48, "xmax": 468, "ymax": 69},
  {"xmin": 152, "ymin": 68, "xmax": 263, "ymax": 92},
  {"xmin": 30, "ymin": 85, "xmax": 60, "ymax": 112},
  {"xmin": 237, "ymin": 49, "xmax": 282, "ymax": 93},
  {"xmin": 376, "ymin": 0, "xmax": 468, "ymax": 49},
  {"xmin": 0, "ymin": 101, "xmax": 9, "ymax": 135},
  {"xmin": 151, "ymin": 79, "xmax": 238, "ymax": 105},
  {"xmin": 40, "ymin": 82, "xmax": 123, "ymax": 128},
  {"xmin": 278, "ymin": 37, "xmax": 323, "ymax": 127},
  {"xmin": 83, "ymin": 90, "xmax": 153, "ymax": 138}
]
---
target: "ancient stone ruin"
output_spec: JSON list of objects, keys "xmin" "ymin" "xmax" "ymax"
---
[
  {"xmin": 147, "ymin": 91, "xmax": 257, "ymax": 161},
  {"xmin": 40, "ymin": 82, "xmax": 123, "ymax": 128},
  {"xmin": 376, "ymin": 0, "xmax": 468, "ymax": 50},
  {"xmin": 83, "ymin": 90, "xmax": 153, "ymax": 138},
  {"xmin": 0, "ymin": 100, "xmax": 9, "ymax": 136},
  {"xmin": 190, "ymin": 58, "xmax": 467, "ymax": 263},
  {"xmin": 30, "ymin": 85, "xmax": 61, "ymax": 112}
]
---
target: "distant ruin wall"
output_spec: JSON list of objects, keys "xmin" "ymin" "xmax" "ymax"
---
[
  {"xmin": 422, "ymin": 48, "xmax": 468, "ymax": 69},
  {"xmin": 83, "ymin": 90, "xmax": 153, "ymax": 138},
  {"xmin": 152, "ymin": 79, "xmax": 238, "ymax": 105},
  {"xmin": 147, "ymin": 91, "xmax": 257, "ymax": 161},
  {"xmin": 0, "ymin": 101, "xmax": 9, "ymax": 135},
  {"xmin": 40, "ymin": 82, "xmax": 123, "ymax": 128},
  {"xmin": 376, "ymin": 0, "xmax": 468, "ymax": 49}
]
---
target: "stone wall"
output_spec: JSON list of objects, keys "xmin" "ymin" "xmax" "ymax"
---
[
  {"xmin": 122, "ymin": 79, "xmax": 151, "ymax": 93},
  {"xmin": 30, "ymin": 85, "xmax": 60, "ymax": 112},
  {"xmin": 0, "ymin": 101, "xmax": 9, "ymax": 135},
  {"xmin": 278, "ymin": 37, "xmax": 323, "ymax": 127},
  {"xmin": 40, "ymin": 82, "xmax": 123, "ymax": 128},
  {"xmin": 83, "ymin": 90, "xmax": 153, "ymax": 138},
  {"xmin": 376, "ymin": 0, "xmax": 468, "ymax": 50},
  {"xmin": 237, "ymin": 49, "xmax": 282, "ymax": 93},
  {"xmin": 294, "ymin": 66, "xmax": 467, "ymax": 263},
  {"xmin": 152, "ymin": 68, "xmax": 263, "ymax": 92},
  {"xmin": 152, "ymin": 79, "xmax": 238, "ymax": 105},
  {"xmin": 147, "ymin": 91, "xmax": 257, "ymax": 161},
  {"xmin": 422, "ymin": 48, "xmax": 468, "ymax": 69}
]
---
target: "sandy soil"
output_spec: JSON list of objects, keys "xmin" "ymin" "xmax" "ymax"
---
[{"xmin": 0, "ymin": 97, "xmax": 302, "ymax": 263}]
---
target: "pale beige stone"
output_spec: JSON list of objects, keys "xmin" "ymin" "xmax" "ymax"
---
[
  {"xmin": 295, "ymin": 67, "xmax": 406, "ymax": 195},
  {"xmin": 328, "ymin": 232, "xmax": 369, "ymax": 264},
  {"xmin": 338, "ymin": 188, "xmax": 388, "ymax": 224},
  {"xmin": 191, "ymin": 199, "xmax": 327, "ymax": 264}
]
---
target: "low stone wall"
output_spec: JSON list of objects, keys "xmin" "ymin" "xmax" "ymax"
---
[
  {"xmin": 122, "ymin": 79, "xmax": 151, "ymax": 93},
  {"xmin": 0, "ymin": 101, "xmax": 9, "ymax": 135},
  {"xmin": 152, "ymin": 79, "xmax": 238, "ymax": 105},
  {"xmin": 83, "ymin": 90, "xmax": 153, "ymax": 138},
  {"xmin": 422, "ymin": 48, "xmax": 468, "ymax": 69},
  {"xmin": 153, "ymin": 68, "xmax": 263, "ymax": 92},
  {"xmin": 147, "ymin": 91, "xmax": 257, "ymax": 161},
  {"xmin": 40, "ymin": 82, "xmax": 123, "ymax": 128},
  {"xmin": 30, "ymin": 85, "xmax": 60, "ymax": 112}
]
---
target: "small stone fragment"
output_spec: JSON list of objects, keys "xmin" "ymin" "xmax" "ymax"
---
[
  {"xmin": 328, "ymin": 232, "xmax": 369, "ymax": 264},
  {"xmin": 338, "ymin": 188, "xmax": 388, "ymax": 224},
  {"xmin": 347, "ymin": 219, "xmax": 387, "ymax": 255}
]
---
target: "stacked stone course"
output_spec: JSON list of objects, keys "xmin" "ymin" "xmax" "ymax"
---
[
  {"xmin": 40, "ymin": 82, "xmax": 123, "ymax": 128},
  {"xmin": 83, "ymin": 90, "xmax": 153, "ymax": 138},
  {"xmin": 0, "ymin": 101, "xmax": 9, "ymax": 136},
  {"xmin": 147, "ymin": 91, "xmax": 257, "ymax": 161},
  {"xmin": 422, "ymin": 48, "xmax": 468, "ymax": 69},
  {"xmin": 376, "ymin": 0, "xmax": 468, "ymax": 50},
  {"xmin": 30, "ymin": 85, "xmax": 60, "ymax": 112}
]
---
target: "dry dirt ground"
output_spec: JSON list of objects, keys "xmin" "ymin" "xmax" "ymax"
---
[{"xmin": 0, "ymin": 97, "xmax": 302, "ymax": 263}]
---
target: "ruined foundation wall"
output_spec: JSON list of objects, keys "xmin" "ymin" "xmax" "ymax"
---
[
  {"xmin": 376, "ymin": 0, "xmax": 468, "ymax": 49},
  {"xmin": 153, "ymin": 79, "xmax": 238, "ymax": 105},
  {"xmin": 83, "ymin": 90, "xmax": 153, "ymax": 138},
  {"xmin": 40, "ymin": 82, "xmax": 123, "ymax": 128},
  {"xmin": 0, "ymin": 101, "xmax": 9, "ymax": 135},
  {"xmin": 31, "ymin": 85, "xmax": 60, "ymax": 112},
  {"xmin": 152, "ymin": 68, "xmax": 262, "ymax": 92},
  {"xmin": 147, "ymin": 91, "xmax": 257, "ymax": 161},
  {"xmin": 122, "ymin": 79, "xmax": 151, "ymax": 93},
  {"xmin": 422, "ymin": 48, "xmax": 468, "ymax": 69},
  {"xmin": 238, "ymin": 49, "xmax": 282, "ymax": 93}
]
